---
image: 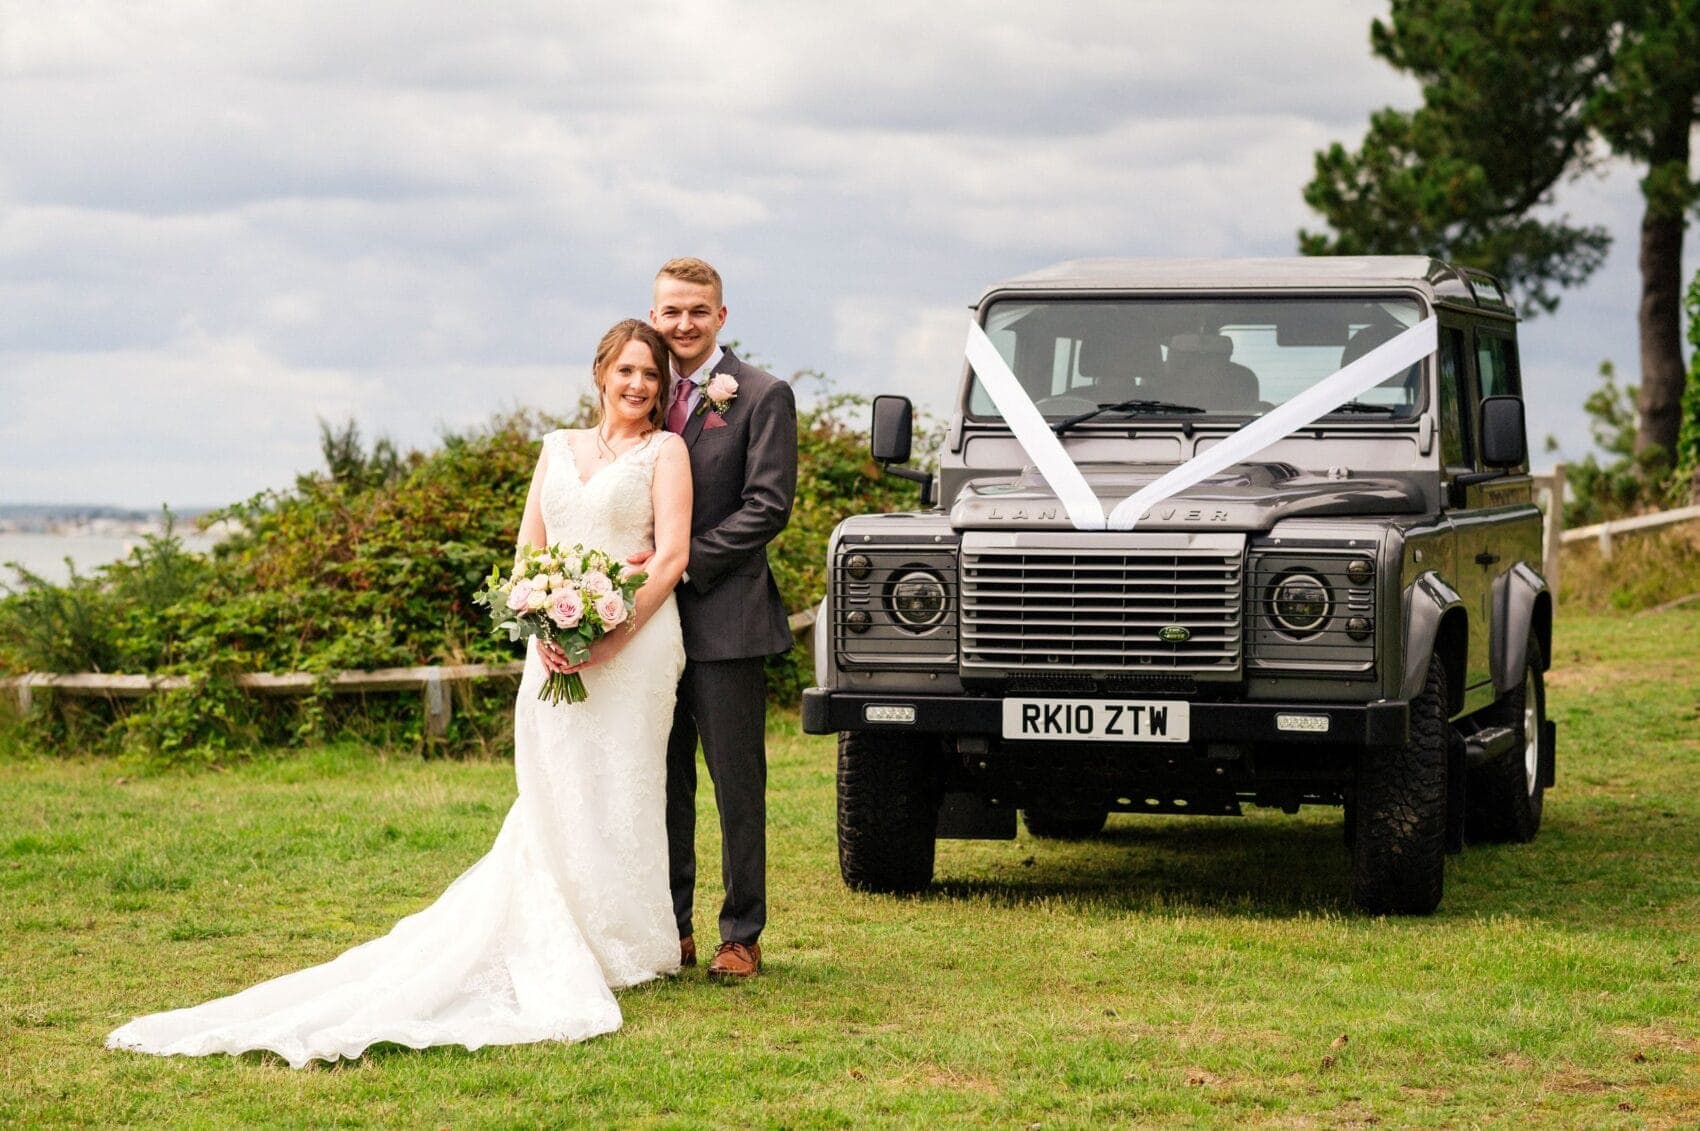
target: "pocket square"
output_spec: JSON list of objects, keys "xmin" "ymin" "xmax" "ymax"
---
[{"xmin": 704, "ymin": 412, "xmax": 728, "ymax": 429}]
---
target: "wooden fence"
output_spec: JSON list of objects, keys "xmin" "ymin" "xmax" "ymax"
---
[{"xmin": 0, "ymin": 608, "xmax": 819, "ymax": 737}]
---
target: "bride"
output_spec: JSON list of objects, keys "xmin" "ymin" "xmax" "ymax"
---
[{"xmin": 107, "ymin": 319, "xmax": 694, "ymax": 1068}]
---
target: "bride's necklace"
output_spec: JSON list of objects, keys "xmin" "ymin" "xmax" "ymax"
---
[{"xmin": 591, "ymin": 425, "xmax": 647, "ymax": 465}]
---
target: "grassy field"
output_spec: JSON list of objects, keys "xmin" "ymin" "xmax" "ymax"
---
[{"xmin": 3, "ymin": 609, "xmax": 1698, "ymax": 1128}]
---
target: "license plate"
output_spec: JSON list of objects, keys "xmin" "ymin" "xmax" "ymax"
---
[{"xmin": 1001, "ymin": 697, "xmax": 1190, "ymax": 743}]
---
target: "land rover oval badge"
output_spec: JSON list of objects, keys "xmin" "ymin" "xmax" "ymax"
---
[{"xmin": 1158, "ymin": 625, "xmax": 1191, "ymax": 643}]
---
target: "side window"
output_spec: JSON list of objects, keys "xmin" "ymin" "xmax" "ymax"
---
[
  {"xmin": 1475, "ymin": 329, "xmax": 1521, "ymax": 398},
  {"xmin": 1438, "ymin": 325, "xmax": 1473, "ymax": 468}
]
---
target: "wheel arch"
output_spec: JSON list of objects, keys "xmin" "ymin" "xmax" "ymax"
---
[
  {"xmin": 1493, "ymin": 562, "xmax": 1554, "ymax": 693},
  {"xmin": 1401, "ymin": 571, "xmax": 1469, "ymax": 713}
]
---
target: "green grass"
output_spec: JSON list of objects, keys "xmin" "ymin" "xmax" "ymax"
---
[{"xmin": 4, "ymin": 610, "xmax": 1699, "ymax": 1127}]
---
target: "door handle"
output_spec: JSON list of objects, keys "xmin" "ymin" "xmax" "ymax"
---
[{"xmin": 1475, "ymin": 551, "xmax": 1500, "ymax": 566}]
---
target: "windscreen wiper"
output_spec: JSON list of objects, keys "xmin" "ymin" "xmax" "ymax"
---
[
  {"xmin": 1053, "ymin": 399, "xmax": 1205, "ymax": 435},
  {"xmin": 1327, "ymin": 400, "xmax": 1399, "ymax": 415}
]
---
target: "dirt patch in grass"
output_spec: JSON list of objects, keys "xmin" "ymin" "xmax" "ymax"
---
[{"xmin": 1613, "ymin": 1025, "xmax": 1700, "ymax": 1055}]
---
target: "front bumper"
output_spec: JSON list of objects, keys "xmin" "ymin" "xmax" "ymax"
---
[{"xmin": 802, "ymin": 688, "xmax": 1410, "ymax": 747}]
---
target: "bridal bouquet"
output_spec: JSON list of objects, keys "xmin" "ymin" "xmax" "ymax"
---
[{"xmin": 473, "ymin": 543, "xmax": 646, "ymax": 705}]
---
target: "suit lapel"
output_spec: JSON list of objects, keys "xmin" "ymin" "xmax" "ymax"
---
[{"xmin": 682, "ymin": 350, "xmax": 741, "ymax": 449}]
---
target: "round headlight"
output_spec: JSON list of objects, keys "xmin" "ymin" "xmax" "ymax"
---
[
  {"xmin": 889, "ymin": 570, "xmax": 947, "ymax": 630},
  {"xmin": 1269, "ymin": 572, "xmax": 1330, "ymax": 637}
]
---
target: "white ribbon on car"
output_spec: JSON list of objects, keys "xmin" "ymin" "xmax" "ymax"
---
[
  {"xmin": 965, "ymin": 320, "xmax": 1107, "ymax": 530},
  {"xmin": 965, "ymin": 316, "xmax": 1440, "ymax": 532}
]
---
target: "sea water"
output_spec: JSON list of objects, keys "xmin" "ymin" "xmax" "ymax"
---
[{"xmin": 0, "ymin": 532, "xmax": 220, "ymax": 587}]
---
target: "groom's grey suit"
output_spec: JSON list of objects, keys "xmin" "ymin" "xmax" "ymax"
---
[{"xmin": 666, "ymin": 347, "xmax": 797, "ymax": 948}]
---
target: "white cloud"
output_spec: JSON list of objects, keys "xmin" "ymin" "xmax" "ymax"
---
[{"xmin": 0, "ymin": 0, "xmax": 1660, "ymax": 506}]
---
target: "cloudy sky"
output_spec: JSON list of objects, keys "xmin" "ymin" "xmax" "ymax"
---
[{"xmin": 0, "ymin": 1, "xmax": 1663, "ymax": 508}]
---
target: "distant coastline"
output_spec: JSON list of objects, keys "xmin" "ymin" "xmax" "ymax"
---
[
  {"xmin": 0, "ymin": 503, "xmax": 215, "ymax": 538},
  {"xmin": 0, "ymin": 506, "xmax": 224, "ymax": 586}
]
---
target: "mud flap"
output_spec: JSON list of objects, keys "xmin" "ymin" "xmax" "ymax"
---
[{"xmin": 1539, "ymin": 719, "xmax": 1557, "ymax": 789}]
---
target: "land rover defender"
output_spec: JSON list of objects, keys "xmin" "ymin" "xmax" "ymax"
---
[{"xmin": 802, "ymin": 257, "xmax": 1556, "ymax": 915}]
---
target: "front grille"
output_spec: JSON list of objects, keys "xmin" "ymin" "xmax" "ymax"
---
[
  {"xmin": 1000, "ymin": 673, "xmax": 1200, "ymax": 695},
  {"xmin": 960, "ymin": 534, "xmax": 1244, "ymax": 675}
]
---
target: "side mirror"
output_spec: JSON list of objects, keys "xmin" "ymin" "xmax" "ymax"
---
[
  {"xmin": 870, "ymin": 395, "xmax": 913, "ymax": 464},
  {"xmin": 869, "ymin": 394, "xmax": 934, "ymax": 506},
  {"xmin": 1479, "ymin": 395, "xmax": 1527, "ymax": 468}
]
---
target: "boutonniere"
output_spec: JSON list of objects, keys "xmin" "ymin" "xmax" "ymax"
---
[{"xmin": 696, "ymin": 372, "xmax": 738, "ymax": 417}]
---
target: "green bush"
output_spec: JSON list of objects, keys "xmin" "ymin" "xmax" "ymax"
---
[{"xmin": 0, "ymin": 392, "xmax": 933, "ymax": 763}]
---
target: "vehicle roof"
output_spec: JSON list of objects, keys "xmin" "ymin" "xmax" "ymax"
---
[{"xmin": 981, "ymin": 256, "xmax": 1513, "ymax": 313}]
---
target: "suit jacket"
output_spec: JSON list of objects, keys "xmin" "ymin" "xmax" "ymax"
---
[{"xmin": 674, "ymin": 347, "xmax": 798, "ymax": 661}]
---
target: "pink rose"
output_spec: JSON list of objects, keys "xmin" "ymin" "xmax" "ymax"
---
[
  {"xmin": 580, "ymin": 571, "xmax": 613, "ymax": 598},
  {"xmin": 547, "ymin": 588, "xmax": 583, "ymax": 629},
  {"xmin": 506, "ymin": 581, "xmax": 534, "ymax": 612},
  {"xmin": 704, "ymin": 373, "xmax": 738, "ymax": 403},
  {"xmin": 595, "ymin": 593, "xmax": 627, "ymax": 627}
]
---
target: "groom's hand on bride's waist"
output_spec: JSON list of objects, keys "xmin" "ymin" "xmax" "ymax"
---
[{"xmin": 627, "ymin": 548, "xmax": 687, "ymax": 584}]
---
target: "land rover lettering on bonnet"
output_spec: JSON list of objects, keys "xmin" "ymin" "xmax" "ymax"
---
[{"xmin": 805, "ymin": 257, "xmax": 1556, "ymax": 915}]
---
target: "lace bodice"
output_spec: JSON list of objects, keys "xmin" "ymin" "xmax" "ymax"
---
[{"xmin": 540, "ymin": 430, "xmax": 668, "ymax": 562}]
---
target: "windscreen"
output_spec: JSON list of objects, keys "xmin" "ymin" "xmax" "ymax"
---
[{"xmin": 967, "ymin": 296, "xmax": 1426, "ymax": 422}]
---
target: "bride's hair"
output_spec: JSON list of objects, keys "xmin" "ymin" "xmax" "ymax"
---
[{"xmin": 591, "ymin": 319, "xmax": 672, "ymax": 434}]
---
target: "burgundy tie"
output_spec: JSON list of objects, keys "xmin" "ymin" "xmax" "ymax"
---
[{"xmin": 666, "ymin": 376, "xmax": 693, "ymax": 434}]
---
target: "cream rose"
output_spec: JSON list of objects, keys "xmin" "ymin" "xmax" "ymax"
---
[
  {"xmin": 704, "ymin": 373, "xmax": 738, "ymax": 403},
  {"xmin": 595, "ymin": 593, "xmax": 627, "ymax": 627}
]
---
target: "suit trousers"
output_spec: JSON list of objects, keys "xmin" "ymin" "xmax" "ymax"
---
[{"xmin": 665, "ymin": 655, "xmax": 767, "ymax": 946}]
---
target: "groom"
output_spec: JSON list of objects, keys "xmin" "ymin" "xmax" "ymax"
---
[{"xmin": 651, "ymin": 257, "xmax": 797, "ymax": 981}]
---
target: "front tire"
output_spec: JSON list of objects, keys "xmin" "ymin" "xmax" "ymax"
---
[
  {"xmin": 1466, "ymin": 635, "xmax": 1547, "ymax": 843},
  {"xmin": 1351, "ymin": 651, "xmax": 1449, "ymax": 915},
  {"xmin": 837, "ymin": 731, "xmax": 942, "ymax": 893}
]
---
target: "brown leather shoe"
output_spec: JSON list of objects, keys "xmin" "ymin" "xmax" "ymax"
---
[
  {"xmin": 679, "ymin": 936, "xmax": 697, "ymax": 968},
  {"xmin": 707, "ymin": 941, "xmax": 761, "ymax": 981}
]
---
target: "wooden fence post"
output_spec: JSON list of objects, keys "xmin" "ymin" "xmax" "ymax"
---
[{"xmin": 422, "ymin": 670, "xmax": 451, "ymax": 741}]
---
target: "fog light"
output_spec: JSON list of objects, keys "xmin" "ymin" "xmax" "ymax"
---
[
  {"xmin": 1276, "ymin": 713, "xmax": 1331, "ymax": 733},
  {"xmin": 845, "ymin": 553, "xmax": 873, "ymax": 579},
  {"xmin": 1346, "ymin": 616, "xmax": 1373, "ymax": 641},
  {"xmin": 864, "ymin": 704, "xmax": 917, "ymax": 724},
  {"xmin": 846, "ymin": 610, "xmax": 871, "ymax": 633},
  {"xmin": 1347, "ymin": 558, "xmax": 1374, "ymax": 584}
]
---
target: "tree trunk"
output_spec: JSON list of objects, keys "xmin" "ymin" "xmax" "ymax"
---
[
  {"xmin": 1635, "ymin": 106, "xmax": 1693, "ymax": 463},
  {"xmin": 1636, "ymin": 209, "xmax": 1686, "ymax": 460}
]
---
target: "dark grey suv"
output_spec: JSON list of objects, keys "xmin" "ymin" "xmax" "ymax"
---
[{"xmin": 803, "ymin": 257, "xmax": 1556, "ymax": 915}]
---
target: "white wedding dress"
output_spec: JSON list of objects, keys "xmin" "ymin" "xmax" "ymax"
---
[{"xmin": 108, "ymin": 430, "xmax": 686, "ymax": 1068}]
